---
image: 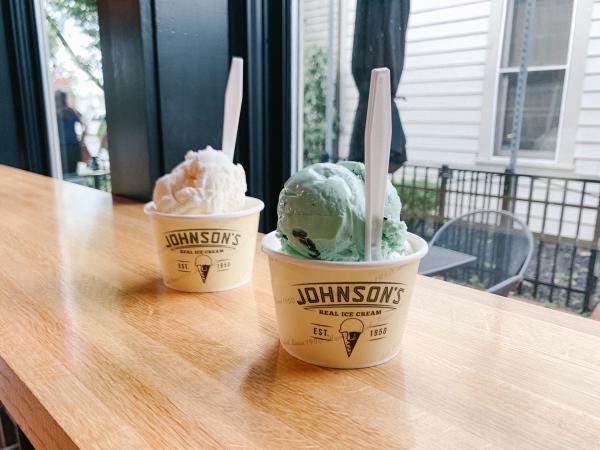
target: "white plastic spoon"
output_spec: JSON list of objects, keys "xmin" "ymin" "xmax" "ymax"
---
[
  {"xmin": 364, "ymin": 68, "xmax": 392, "ymax": 261},
  {"xmin": 222, "ymin": 57, "xmax": 244, "ymax": 160}
]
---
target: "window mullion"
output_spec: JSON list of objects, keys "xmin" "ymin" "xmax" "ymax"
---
[{"xmin": 500, "ymin": 65, "xmax": 567, "ymax": 73}]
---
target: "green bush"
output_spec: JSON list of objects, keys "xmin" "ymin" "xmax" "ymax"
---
[
  {"xmin": 396, "ymin": 180, "xmax": 439, "ymax": 225},
  {"xmin": 303, "ymin": 46, "xmax": 340, "ymax": 166}
]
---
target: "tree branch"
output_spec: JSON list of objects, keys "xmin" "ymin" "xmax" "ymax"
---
[{"xmin": 46, "ymin": 14, "xmax": 103, "ymax": 91}]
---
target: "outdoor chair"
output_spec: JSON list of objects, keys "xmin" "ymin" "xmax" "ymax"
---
[{"xmin": 423, "ymin": 209, "xmax": 534, "ymax": 296}]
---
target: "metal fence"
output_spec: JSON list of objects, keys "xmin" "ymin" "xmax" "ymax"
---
[{"xmin": 393, "ymin": 164, "xmax": 600, "ymax": 314}]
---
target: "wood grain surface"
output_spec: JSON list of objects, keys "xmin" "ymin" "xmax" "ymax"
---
[{"xmin": 0, "ymin": 165, "xmax": 599, "ymax": 449}]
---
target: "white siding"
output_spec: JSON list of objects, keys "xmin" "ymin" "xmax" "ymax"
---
[
  {"xmin": 574, "ymin": 2, "xmax": 600, "ymax": 177},
  {"xmin": 399, "ymin": 0, "xmax": 491, "ymax": 166},
  {"xmin": 302, "ymin": 0, "xmax": 338, "ymax": 48}
]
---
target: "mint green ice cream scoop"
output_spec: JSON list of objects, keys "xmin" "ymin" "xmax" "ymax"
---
[{"xmin": 277, "ymin": 161, "xmax": 409, "ymax": 261}]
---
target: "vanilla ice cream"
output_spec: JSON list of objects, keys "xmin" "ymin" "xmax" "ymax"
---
[{"xmin": 153, "ymin": 146, "xmax": 246, "ymax": 214}]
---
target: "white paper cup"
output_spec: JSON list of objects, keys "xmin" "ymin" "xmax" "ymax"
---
[
  {"xmin": 262, "ymin": 231, "xmax": 428, "ymax": 368},
  {"xmin": 145, "ymin": 198, "xmax": 264, "ymax": 292}
]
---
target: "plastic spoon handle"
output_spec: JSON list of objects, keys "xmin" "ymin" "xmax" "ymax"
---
[
  {"xmin": 364, "ymin": 68, "xmax": 392, "ymax": 261},
  {"xmin": 222, "ymin": 57, "xmax": 244, "ymax": 160}
]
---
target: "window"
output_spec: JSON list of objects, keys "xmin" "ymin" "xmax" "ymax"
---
[
  {"xmin": 296, "ymin": 0, "xmax": 410, "ymax": 171},
  {"xmin": 494, "ymin": 0, "xmax": 574, "ymax": 159},
  {"xmin": 40, "ymin": 0, "xmax": 111, "ymax": 191}
]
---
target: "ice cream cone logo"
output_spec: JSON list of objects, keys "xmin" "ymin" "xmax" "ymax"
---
[
  {"xmin": 195, "ymin": 255, "xmax": 213, "ymax": 283},
  {"xmin": 339, "ymin": 318, "xmax": 364, "ymax": 357}
]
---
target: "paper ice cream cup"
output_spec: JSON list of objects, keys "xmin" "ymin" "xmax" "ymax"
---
[
  {"xmin": 144, "ymin": 197, "xmax": 264, "ymax": 292},
  {"xmin": 261, "ymin": 232, "xmax": 428, "ymax": 368}
]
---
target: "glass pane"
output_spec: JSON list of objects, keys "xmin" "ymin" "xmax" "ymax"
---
[
  {"xmin": 301, "ymin": 1, "xmax": 340, "ymax": 167},
  {"xmin": 495, "ymin": 70, "xmax": 564, "ymax": 155},
  {"xmin": 503, "ymin": 0, "xmax": 574, "ymax": 68},
  {"xmin": 299, "ymin": 0, "xmax": 408, "ymax": 171},
  {"xmin": 295, "ymin": 1, "xmax": 573, "ymax": 171},
  {"xmin": 44, "ymin": 0, "xmax": 110, "ymax": 191},
  {"xmin": 303, "ymin": 45, "xmax": 336, "ymax": 166}
]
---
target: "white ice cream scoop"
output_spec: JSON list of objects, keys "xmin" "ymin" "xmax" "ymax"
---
[{"xmin": 152, "ymin": 147, "xmax": 247, "ymax": 214}]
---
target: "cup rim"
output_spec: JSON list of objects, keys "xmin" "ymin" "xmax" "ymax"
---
[
  {"xmin": 144, "ymin": 196, "xmax": 265, "ymax": 219},
  {"xmin": 261, "ymin": 231, "xmax": 428, "ymax": 269}
]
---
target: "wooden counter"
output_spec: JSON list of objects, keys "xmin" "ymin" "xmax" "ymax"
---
[{"xmin": 1, "ymin": 165, "xmax": 600, "ymax": 449}]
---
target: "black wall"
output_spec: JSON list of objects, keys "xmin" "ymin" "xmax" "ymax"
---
[
  {"xmin": 241, "ymin": 0, "xmax": 292, "ymax": 230},
  {"xmin": 155, "ymin": 0, "xmax": 229, "ymax": 171},
  {"xmin": 98, "ymin": 0, "xmax": 162, "ymax": 200},
  {"xmin": 98, "ymin": 0, "xmax": 230, "ymax": 200},
  {"xmin": 67, "ymin": 0, "xmax": 291, "ymax": 231},
  {"xmin": 0, "ymin": 0, "xmax": 49, "ymax": 175},
  {"xmin": 0, "ymin": 4, "xmax": 22, "ymax": 168}
]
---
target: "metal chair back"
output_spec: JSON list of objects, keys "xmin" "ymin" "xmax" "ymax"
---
[{"xmin": 430, "ymin": 209, "xmax": 534, "ymax": 295}]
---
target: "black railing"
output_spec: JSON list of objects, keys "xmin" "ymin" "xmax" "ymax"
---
[
  {"xmin": 0, "ymin": 401, "xmax": 34, "ymax": 450},
  {"xmin": 393, "ymin": 164, "xmax": 600, "ymax": 314},
  {"xmin": 63, "ymin": 171, "xmax": 111, "ymax": 192}
]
